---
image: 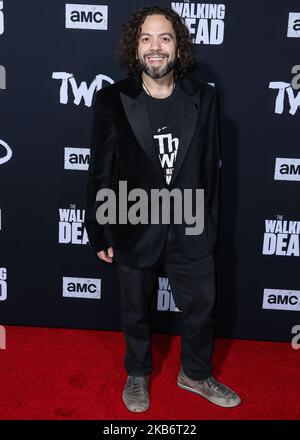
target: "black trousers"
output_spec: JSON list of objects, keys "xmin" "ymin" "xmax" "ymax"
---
[{"xmin": 116, "ymin": 225, "xmax": 216, "ymax": 380}]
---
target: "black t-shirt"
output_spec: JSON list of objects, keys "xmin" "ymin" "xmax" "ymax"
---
[{"xmin": 144, "ymin": 82, "xmax": 181, "ymax": 186}]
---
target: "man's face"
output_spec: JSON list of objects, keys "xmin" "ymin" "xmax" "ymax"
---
[{"xmin": 136, "ymin": 14, "xmax": 178, "ymax": 79}]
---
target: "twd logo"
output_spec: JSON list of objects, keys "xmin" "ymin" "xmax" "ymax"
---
[
  {"xmin": 269, "ymin": 65, "xmax": 300, "ymax": 115},
  {"xmin": 0, "ymin": 139, "xmax": 12, "ymax": 165},
  {"xmin": 52, "ymin": 72, "xmax": 114, "ymax": 107}
]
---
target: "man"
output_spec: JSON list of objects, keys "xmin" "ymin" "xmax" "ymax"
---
[{"xmin": 85, "ymin": 6, "xmax": 241, "ymax": 412}]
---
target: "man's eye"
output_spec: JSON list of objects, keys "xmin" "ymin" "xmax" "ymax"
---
[
  {"xmin": 142, "ymin": 37, "xmax": 149, "ymax": 42},
  {"xmin": 162, "ymin": 37, "xmax": 170, "ymax": 42}
]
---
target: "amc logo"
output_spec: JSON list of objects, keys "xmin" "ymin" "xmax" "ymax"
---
[
  {"xmin": 0, "ymin": 267, "xmax": 7, "ymax": 301},
  {"xmin": 63, "ymin": 276, "xmax": 101, "ymax": 299},
  {"xmin": 263, "ymin": 288, "xmax": 300, "ymax": 311},
  {"xmin": 65, "ymin": 4, "xmax": 108, "ymax": 30}
]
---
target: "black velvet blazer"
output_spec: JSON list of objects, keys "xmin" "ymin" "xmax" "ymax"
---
[{"xmin": 84, "ymin": 71, "xmax": 221, "ymax": 268}]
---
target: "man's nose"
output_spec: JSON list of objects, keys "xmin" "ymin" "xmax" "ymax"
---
[{"xmin": 149, "ymin": 37, "xmax": 162, "ymax": 51}]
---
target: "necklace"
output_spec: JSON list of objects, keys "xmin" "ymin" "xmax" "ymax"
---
[{"xmin": 142, "ymin": 78, "xmax": 175, "ymax": 98}]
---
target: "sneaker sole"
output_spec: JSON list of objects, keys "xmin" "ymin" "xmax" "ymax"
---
[{"xmin": 177, "ymin": 380, "xmax": 241, "ymax": 408}]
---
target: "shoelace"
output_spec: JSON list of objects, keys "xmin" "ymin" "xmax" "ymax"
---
[
  {"xmin": 130, "ymin": 376, "xmax": 148, "ymax": 397},
  {"xmin": 204, "ymin": 377, "xmax": 234, "ymax": 398}
]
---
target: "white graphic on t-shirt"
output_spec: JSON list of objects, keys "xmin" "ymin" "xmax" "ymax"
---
[
  {"xmin": 153, "ymin": 132, "xmax": 179, "ymax": 184},
  {"xmin": 157, "ymin": 126, "xmax": 168, "ymax": 133}
]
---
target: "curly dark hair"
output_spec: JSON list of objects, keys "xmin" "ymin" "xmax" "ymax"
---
[{"xmin": 118, "ymin": 5, "xmax": 196, "ymax": 78}]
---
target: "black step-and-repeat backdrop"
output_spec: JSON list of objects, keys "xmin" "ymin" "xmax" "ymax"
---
[{"xmin": 0, "ymin": 1, "xmax": 299, "ymax": 342}]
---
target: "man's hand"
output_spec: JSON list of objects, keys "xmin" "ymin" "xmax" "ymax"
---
[{"xmin": 97, "ymin": 246, "xmax": 114, "ymax": 263}]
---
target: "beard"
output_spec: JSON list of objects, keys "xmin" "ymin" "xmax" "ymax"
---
[{"xmin": 138, "ymin": 55, "xmax": 177, "ymax": 79}]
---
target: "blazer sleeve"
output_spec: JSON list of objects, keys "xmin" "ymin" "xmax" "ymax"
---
[
  {"xmin": 204, "ymin": 88, "xmax": 222, "ymax": 232},
  {"xmin": 84, "ymin": 90, "xmax": 115, "ymax": 255}
]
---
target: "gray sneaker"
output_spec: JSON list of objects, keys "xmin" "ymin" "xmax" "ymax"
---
[
  {"xmin": 177, "ymin": 366, "xmax": 241, "ymax": 408},
  {"xmin": 122, "ymin": 374, "xmax": 150, "ymax": 412}
]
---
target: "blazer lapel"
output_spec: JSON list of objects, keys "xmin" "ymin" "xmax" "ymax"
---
[
  {"xmin": 171, "ymin": 86, "xmax": 200, "ymax": 185},
  {"xmin": 119, "ymin": 73, "xmax": 201, "ymax": 187},
  {"xmin": 120, "ymin": 91, "xmax": 165, "ymax": 184}
]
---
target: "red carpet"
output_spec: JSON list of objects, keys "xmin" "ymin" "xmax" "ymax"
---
[{"xmin": 0, "ymin": 325, "xmax": 299, "ymax": 420}]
